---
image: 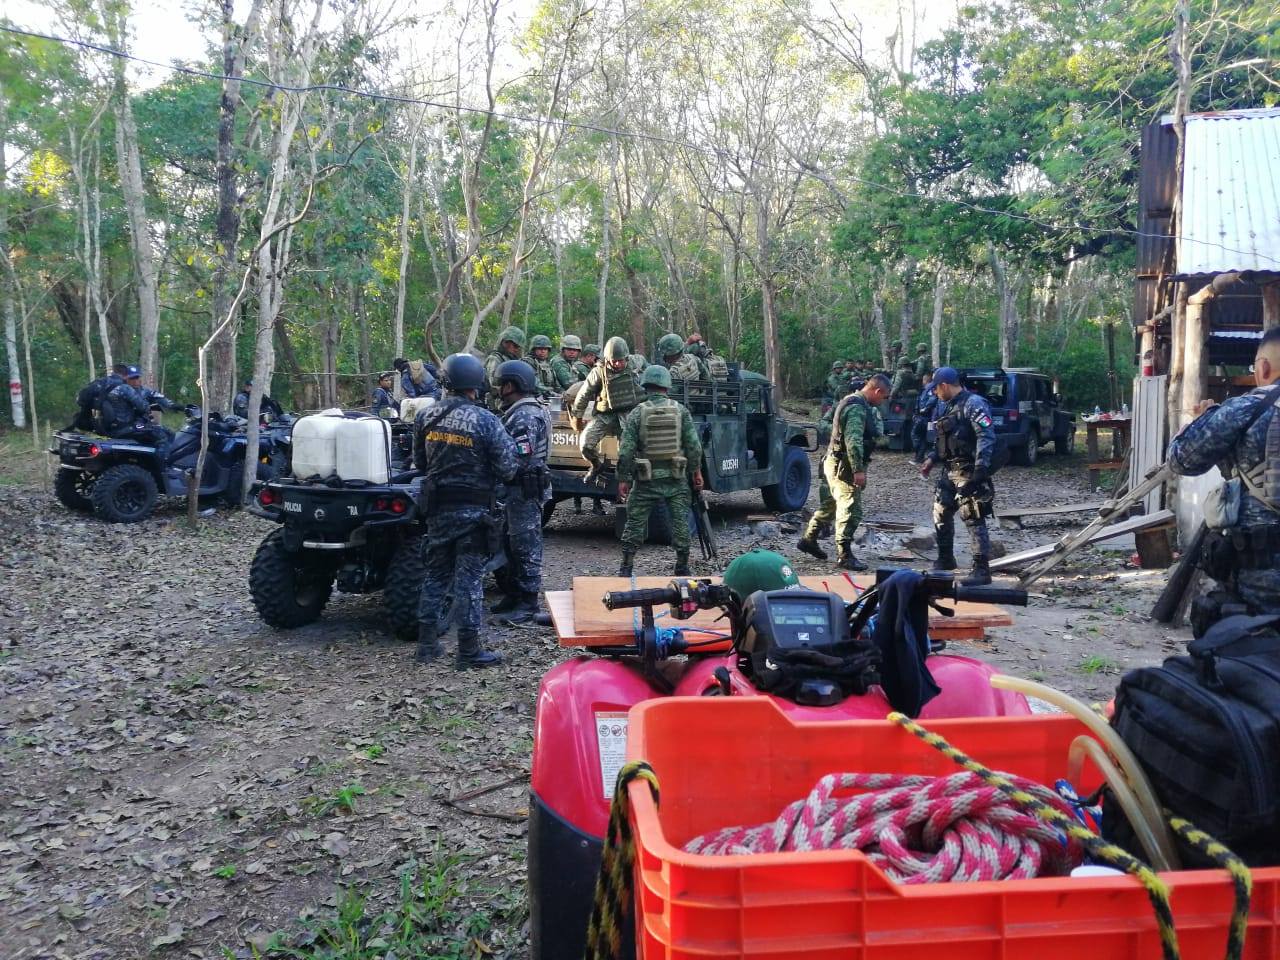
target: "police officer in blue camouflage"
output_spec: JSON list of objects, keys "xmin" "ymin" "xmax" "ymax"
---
[
  {"xmin": 102, "ymin": 366, "xmax": 183, "ymax": 461},
  {"xmin": 1168, "ymin": 328, "xmax": 1280, "ymax": 635},
  {"xmin": 412, "ymin": 353, "xmax": 519, "ymax": 668},
  {"xmin": 371, "ymin": 372, "xmax": 399, "ymax": 418},
  {"xmin": 491, "ymin": 360, "xmax": 552, "ymax": 624},
  {"xmin": 920, "ymin": 367, "xmax": 997, "ymax": 586}
]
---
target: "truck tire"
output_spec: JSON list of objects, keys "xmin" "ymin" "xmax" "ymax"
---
[
  {"xmin": 383, "ymin": 536, "xmax": 424, "ymax": 641},
  {"xmin": 249, "ymin": 529, "xmax": 334, "ymax": 628},
  {"xmin": 54, "ymin": 469, "xmax": 95, "ymax": 512},
  {"xmin": 1055, "ymin": 427, "xmax": 1076, "ymax": 455},
  {"xmin": 91, "ymin": 464, "xmax": 158, "ymax": 523},
  {"xmin": 762, "ymin": 445, "xmax": 812, "ymax": 512},
  {"xmin": 1011, "ymin": 429, "xmax": 1039, "ymax": 467}
]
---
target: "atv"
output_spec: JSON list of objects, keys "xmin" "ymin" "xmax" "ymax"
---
[
  {"xmin": 246, "ymin": 470, "xmax": 426, "ymax": 637},
  {"xmin": 527, "ymin": 569, "xmax": 1031, "ymax": 959},
  {"xmin": 50, "ymin": 411, "xmax": 292, "ymax": 523}
]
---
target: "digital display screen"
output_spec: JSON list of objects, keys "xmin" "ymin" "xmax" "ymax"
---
[{"xmin": 770, "ymin": 599, "xmax": 831, "ymax": 627}]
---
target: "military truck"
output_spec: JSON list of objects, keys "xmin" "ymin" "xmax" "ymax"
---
[{"xmin": 546, "ymin": 370, "xmax": 815, "ymax": 541}]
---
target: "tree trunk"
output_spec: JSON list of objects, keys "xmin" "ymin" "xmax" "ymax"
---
[
  {"xmin": 989, "ymin": 245, "xmax": 1019, "ymax": 367},
  {"xmin": 0, "ymin": 115, "xmax": 25, "ymax": 429},
  {"xmin": 624, "ymin": 255, "xmax": 645, "ymax": 355},
  {"xmin": 356, "ymin": 282, "xmax": 371, "ymax": 409},
  {"xmin": 597, "ymin": 152, "xmax": 612, "ymax": 348},
  {"xmin": 760, "ymin": 276, "xmax": 782, "ymax": 396},
  {"xmin": 870, "ymin": 281, "xmax": 888, "ymax": 368},
  {"xmin": 898, "ymin": 257, "xmax": 917, "ymax": 345},
  {"xmin": 105, "ymin": 7, "xmax": 161, "ymax": 381},
  {"xmin": 89, "ymin": 142, "xmax": 112, "ymax": 370},
  {"xmin": 553, "ymin": 238, "xmax": 565, "ymax": 338},
  {"xmin": 930, "ymin": 269, "xmax": 946, "ymax": 369},
  {"xmin": 393, "ymin": 118, "xmax": 421, "ymax": 359}
]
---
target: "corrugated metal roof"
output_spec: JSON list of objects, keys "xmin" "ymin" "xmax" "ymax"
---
[{"xmin": 1179, "ymin": 108, "xmax": 1280, "ymax": 275}]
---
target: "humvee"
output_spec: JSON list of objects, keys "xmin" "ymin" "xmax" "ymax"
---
[{"xmin": 546, "ymin": 370, "xmax": 816, "ymax": 540}]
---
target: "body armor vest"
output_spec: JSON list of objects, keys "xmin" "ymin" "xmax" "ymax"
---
[
  {"xmin": 935, "ymin": 394, "xmax": 977, "ymax": 463},
  {"xmin": 638, "ymin": 402, "xmax": 682, "ymax": 459},
  {"xmin": 598, "ymin": 364, "xmax": 641, "ymax": 412},
  {"xmin": 829, "ymin": 393, "xmax": 875, "ymax": 467}
]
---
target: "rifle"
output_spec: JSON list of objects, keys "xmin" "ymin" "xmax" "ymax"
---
[
  {"xmin": 1150, "ymin": 520, "xmax": 1206, "ymax": 624},
  {"xmin": 691, "ymin": 486, "xmax": 719, "ymax": 562}
]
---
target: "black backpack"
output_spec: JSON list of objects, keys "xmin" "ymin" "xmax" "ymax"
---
[
  {"xmin": 1106, "ymin": 614, "xmax": 1280, "ymax": 866},
  {"xmin": 73, "ymin": 377, "xmax": 109, "ymax": 431}
]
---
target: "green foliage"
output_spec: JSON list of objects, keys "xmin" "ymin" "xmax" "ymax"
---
[{"xmin": 308, "ymin": 782, "xmax": 366, "ymax": 817}]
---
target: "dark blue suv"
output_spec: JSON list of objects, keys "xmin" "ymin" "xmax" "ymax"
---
[{"xmin": 958, "ymin": 367, "xmax": 1076, "ymax": 466}]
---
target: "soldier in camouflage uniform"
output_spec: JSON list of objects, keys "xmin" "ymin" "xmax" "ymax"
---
[
  {"xmin": 523, "ymin": 334, "xmax": 558, "ymax": 398},
  {"xmin": 549, "ymin": 334, "xmax": 583, "ymax": 390},
  {"xmin": 570, "ymin": 336, "xmax": 644, "ymax": 484},
  {"xmin": 1168, "ymin": 328, "xmax": 1280, "ymax": 636},
  {"xmin": 920, "ymin": 367, "xmax": 997, "ymax": 586},
  {"xmin": 484, "ymin": 326, "xmax": 526, "ymax": 411},
  {"xmin": 887, "ymin": 340, "xmax": 904, "ymax": 373},
  {"xmin": 914, "ymin": 342, "xmax": 931, "ymax": 378},
  {"xmin": 890, "ymin": 358, "xmax": 920, "ymax": 398},
  {"xmin": 798, "ymin": 373, "xmax": 891, "ymax": 570},
  {"xmin": 573, "ymin": 343, "xmax": 599, "ymax": 381},
  {"xmin": 413, "ymin": 353, "xmax": 518, "ymax": 668},
  {"xmin": 686, "ymin": 333, "xmax": 729, "ymax": 379},
  {"xmin": 616, "ymin": 365, "xmax": 704, "ymax": 576},
  {"xmin": 823, "ymin": 361, "xmax": 845, "ymax": 410},
  {"xmin": 657, "ymin": 333, "xmax": 707, "ymax": 381},
  {"xmin": 491, "ymin": 360, "xmax": 552, "ymax": 625}
]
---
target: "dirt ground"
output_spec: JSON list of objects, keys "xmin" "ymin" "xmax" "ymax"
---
[{"xmin": 0, "ymin": 439, "xmax": 1191, "ymax": 959}]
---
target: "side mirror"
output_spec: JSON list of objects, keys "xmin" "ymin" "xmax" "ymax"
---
[{"xmin": 1053, "ymin": 393, "xmax": 1062, "ymax": 404}]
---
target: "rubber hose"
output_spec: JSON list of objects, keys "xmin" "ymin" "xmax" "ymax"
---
[
  {"xmin": 1068, "ymin": 735, "xmax": 1173, "ymax": 872},
  {"xmin": 990, "ymin": 674, "xmax": 1180, "ymax": 870}
]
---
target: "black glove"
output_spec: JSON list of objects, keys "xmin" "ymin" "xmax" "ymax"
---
[{"xmin": 184, "ymin": 405, "xmax": 199, "ymax": 416}]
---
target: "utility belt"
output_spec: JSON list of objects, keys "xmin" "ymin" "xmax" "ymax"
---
[
  {"xmin": 424, "ymin": 484, "xmax": 496, "ymax": 509},
  {"xmin": 511, "ymin": 464, "xmax": 550, "ymax": 499},
  {"xmin": 633, "ymin": 455, "xmax": 686, "ymax": 481},
  {"xmin": 1205, "ymin": 525, "xmax": 1280, "ymax": 573}
]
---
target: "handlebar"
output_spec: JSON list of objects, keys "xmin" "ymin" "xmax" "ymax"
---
[
  {"xmin": 953, "ymin": 585, "xmax": 1028, "ymax": 607},
  {"xmin": 603, "ymin": 586, "xmax": 681, "ymax": 610}
]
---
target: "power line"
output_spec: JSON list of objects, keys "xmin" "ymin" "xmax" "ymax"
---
[{"xmin": 3, "ymin": 21, "xmax": 1277, "ymax": 268}]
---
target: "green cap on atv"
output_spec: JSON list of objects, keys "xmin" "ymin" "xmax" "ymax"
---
[
  {"xmin": 723, "ymin": 549, "xmax": 800, "ymax": 599},
  {"xmin": 499, "ymin": 326, "xmax": 526, "ymax": 348}
]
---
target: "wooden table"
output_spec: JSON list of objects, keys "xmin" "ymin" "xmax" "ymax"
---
[{"xmin": 1083, "ymin": 416, "xmax": 1131, "ymax": 489}]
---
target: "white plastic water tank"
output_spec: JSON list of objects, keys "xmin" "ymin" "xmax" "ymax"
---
[
  {"xmin": 399, "ymin": 396, "xmax": 435, "ymax": 423},
  {"xmin": 335, "ymin": 416, "xmax": 391, "ymax": 484},
  {"xmin": 290, "ymin": 409, "xmax": 343, "ymax": 479}
]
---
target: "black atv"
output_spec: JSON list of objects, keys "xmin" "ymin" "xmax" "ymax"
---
[
  {"xmin": 50, "ymin": 411, "xmax": 292, "ymax": 523},
  {"xmin": 246, "ymin": 471, "xmax": 426, "ymax": 637}
]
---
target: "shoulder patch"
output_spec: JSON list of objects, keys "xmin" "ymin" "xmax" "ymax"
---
[{"xmin": 974, "ymin": 412, "xmax": 992, "ymax": 428}]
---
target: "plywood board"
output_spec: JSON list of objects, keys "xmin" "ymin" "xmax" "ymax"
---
[
  {"xmin": 565, "ymin": 575, "xmax": 1011, "ymax": 644},
  {"xmin": 990, "ymin": 509, "xmax": 1175, "ymax": 571},
  {"xmin": 996, "ymin": 502, "xmax": 1104, "ymax": 519},
  {"xmin": 1130, "ymin": 375, "xmax": 1168, "ymax": 516}
]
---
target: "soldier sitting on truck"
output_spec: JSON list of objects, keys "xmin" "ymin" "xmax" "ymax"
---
[
  {"xmin": 549, "ymin": 334, "xmax": 583, "ymax": 390},
  {"xmin": 658, "ymin": 333, "xmax": 708, "ymax": 381},
  {"xmin": 890, "ymin": 358, "xmax": 920, "ymax": 398},
  {"xmin": 573, "ymin": 343, "xmax": 599, "ymax": 381},
  {"xmin": 570, "ymin": 336, "xmax": 644, "ymax": 485},
  {"xmin": 686, "ymin": 333, "xmax": 729, "ymax": 379},
  {"xmin": 484, "ymin": 326, "xmax": 527, "ymax": 411}
]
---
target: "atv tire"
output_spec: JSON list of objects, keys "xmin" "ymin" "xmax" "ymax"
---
[
  {"xmin": 383, "ymin": 536, "xmax": 425, "ymax": 641},
  {"xmin": 91, "ymin": 464, "xmax": 158, "ymax": 523},
  {"xmin": 249, "ymin": 529, "xmax": 334, "ymax": 628},
  {"xmin": 54, "ymin": 469, "xmax": 96, "ymax": 513},
  {"xmin": 762, "ymin": 444, "xmax": 812, "ymax": 512}
]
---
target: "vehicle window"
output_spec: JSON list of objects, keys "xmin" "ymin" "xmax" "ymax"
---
[
  {"xmin": 1017, "ymin": 378, "xmax": 1035, "ymax": 402},
  {"xmin": 1036, "ymin": 379, "xmax": 1051, "ymax": 402},
  {"xmin": 966, "ymin": 378, "xmax": 1008, "ymax": 406}
]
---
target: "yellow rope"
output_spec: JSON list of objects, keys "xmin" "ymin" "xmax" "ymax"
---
[
  {"xmin": 889, "ymin": 711, "xmax": 1253, "ymax": 960},
  {"xmin": 584, "ymin": 760, "xmax": 660, "ymax": 960}
]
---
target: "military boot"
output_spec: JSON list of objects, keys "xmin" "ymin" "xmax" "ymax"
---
[
  {"xmin": 489, "ymin": 593, "xmax": 522, "ymax": 615},
  {"xmin": 502, "ymin": 592, "xmax": 541, "ymax": 624},
  {"xmin": 961, "ymin": 559, "xmax": 992, "ymax": 587},
  {"xmin": 673, "ymin": 551, "xmax": 691, "ymax": 576},
  {"xmin": 415, "ymin": 623, "xmax": 443, "ymax": 663},
  {"xmin": 932, "ymin": 525, "xmax": 957, "ymax": 571},
  {"xmin": 456, "ymin": 630, "xmax": 502, "ymax": 670},
  {"xmin": 835, "ymin": 545, "xmax": 868, "ymax": 572},
  {"xmin": 617, "ymin": 549, "xmax": 636, "ymax": 577},
  {"xmin": 961, "ymin": 523, "xmax": 992, "ymax": 586},
  {"xmin": 796, "ymin": 534, "xmax": 828, "ymax": 560},
  {"xmin": 582, "ymin": 454, "xmax": 602, "ymax": 486}
]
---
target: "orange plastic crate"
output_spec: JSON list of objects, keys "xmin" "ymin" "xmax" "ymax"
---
[{"xmin": 626, "ymin": 697, "xmax": 1280, "ymax": 959}]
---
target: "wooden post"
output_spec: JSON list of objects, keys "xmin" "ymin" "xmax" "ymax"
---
[
  {"xmin": 1264, "ymin": 283, "xmax": 1280, "ymax": 331},
  {"xmin": 1181, "ymin": 295, "xmax": 1208, "ymax": 422},
  {"xmin": 1105, "ymin": 321, "xmax": 1119, "ymax": 411}
]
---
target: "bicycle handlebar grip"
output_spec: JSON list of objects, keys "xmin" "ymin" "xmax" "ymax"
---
[
  {"xmin": 603, "ymin": 586, "xmax": 678, "ymax": 610},
  {"xmin": 953, "ymin": 585, "xmax": 1028, "ymax": 607}
]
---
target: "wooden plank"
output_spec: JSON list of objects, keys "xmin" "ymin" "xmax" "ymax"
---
[
  {"xmin": 996, "ymin": 501, "xmax": 1103, "ymax": 519},
  {"xmin": 567, "ymin": 575, "xmax": 1010, "ymax": 640},
  {"xmin": 991, "ymin": 509, "xmax": 1175, "ymax": 571},
  {"xmin": 1086, "ymin": 461, "xmax": 1126, "ymax": 472}
]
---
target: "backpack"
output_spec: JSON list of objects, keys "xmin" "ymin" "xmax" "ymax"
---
[
  {"xmin": 73, "ymin": 376, "xmax": 112, "ymax": 431},
  {"xmin": 1106, "ymin": 614, "xmax": 1280, "ymax": 866}
]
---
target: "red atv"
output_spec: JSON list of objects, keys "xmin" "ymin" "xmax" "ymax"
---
[{"xmin": 528, "ymin": 569, "xmax": 1031, "ymax": 959}]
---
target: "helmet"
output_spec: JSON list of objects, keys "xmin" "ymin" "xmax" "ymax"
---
[
  {"xmin": 560, "ymin": 334, "xmax": 582, "ymax": 350},
  {"xmin": 530, "ymin": 334, "xmax": 552, "ymax": 350},
  {"xmin": 603, "ymin": 336, "xmax": 629, "ymax": 361},
  {"xmin": 125, "ymin": 365, "xmax": 142, "ymax": 379},
  {"xmin": 657, "ymin": 333, "xmax": 685, "ymax": 356},
  {"xmin": 891, "ymin": 339, "xmax": 902, "ymax": 348},
  {"xmin": 723, "ymin": 549, "xmax": 800, "ymax": 599},
  {"xmin": 916, "ymin": 342, "xmax": 928, "ymax": 353},
  {"xmin": 831, "ymin": 361, "xmax": 843, "ymax": 370},
  {"xmin": 498, "ymin": 326, "xmax": 526, "ymax": 349},
  {"xmin": 496, "ymin": 359, "xmax": 537, "ymax": 394},
  {"xmin": 442, "ymin": 353, "xmax": 486, "ymax": 392},
  {"xmin": 583, "ymin": 343, "xmax": 601, "ymax": 356},
  {"xmin": 641, "ymin": 365, "xmax": 673, "ymax": 390},
  {"xmin": 378, "ymin": 370, "xmax": 394, "ymax": 382}
]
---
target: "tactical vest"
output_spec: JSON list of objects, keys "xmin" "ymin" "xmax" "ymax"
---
[
  {"xmin": 828, "ymin": 393, "xmax": 875, "ymax": 468},
  {"xmin": 503, "ymin": 397, "xmax": 550, "ymax": 461},
  {"xmin": 638, "ymin": 401, "xmax": 682, "ymax": 460},
  {"xmin": 935, "ymin": 394, "xmax": 978, "ymax": 463},
  {"xmin": 598, "ymin": 364, "xmax": 641, "ymax": 413},
  {"xmin": 707, "ymin": 354, "xmax": 729, "ymax": 379}
]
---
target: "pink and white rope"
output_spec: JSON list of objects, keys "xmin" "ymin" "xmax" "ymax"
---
[{"xmin": 683, "ymin": 771, "xmax": 1083, "ymax": 883}]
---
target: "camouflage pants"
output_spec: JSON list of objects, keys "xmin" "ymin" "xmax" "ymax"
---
[
  {"xmin": 418, "ymin": 517, "xmax": 489, "ymax": 638},
  {"xmin": 504, "ymin": 491, "xmax": 545, "ymax": 595},
  {"xmin": 580, "ymin": 412, "xmax": 624, "ymax": 465},
  {"xmin": 804, "ymin": 457, "xmax": 861, "ymax": 548},
  {"xmin": 622, "ymin": 477, "xmax": 691, "ymax": 552},
  {"xmin": 933, "ymin": 467, "xmax": 994, "ymax": 560}
]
